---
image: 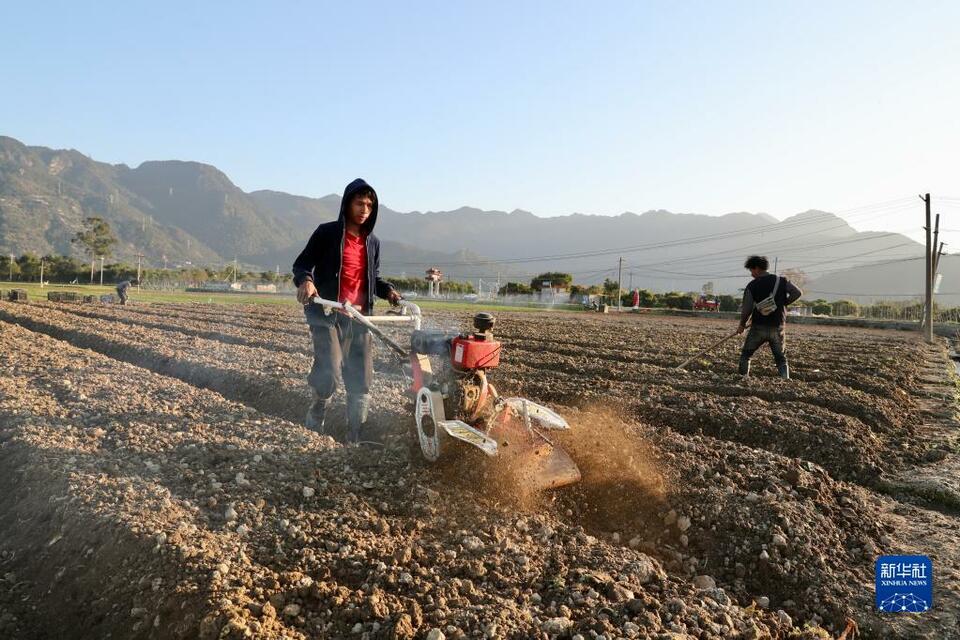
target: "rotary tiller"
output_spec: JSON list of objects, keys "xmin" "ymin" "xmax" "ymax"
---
[{"xmin": 310, "ymin": 297, "xmax": 582, "ymax": 490}]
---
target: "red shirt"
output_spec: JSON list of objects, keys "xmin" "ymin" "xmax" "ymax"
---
[{"xmin": 339, "ymin": 231, "xmax": 368, "ymax": 311}]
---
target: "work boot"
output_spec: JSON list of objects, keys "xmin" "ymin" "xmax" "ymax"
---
[
  {"xmin": 346, "ymin": 394, "xmax": 370, "ymax": 444},
  {"xmin": 777, "ymin": 362, "xmax": 790, "ymax": 379},
  {"xmin": 738, "ymin": 357, "xmax": 750, "ymax": 377},
  {"xmin": 305, "ymin": 393, "xmax": 329, "ymax": 433}
]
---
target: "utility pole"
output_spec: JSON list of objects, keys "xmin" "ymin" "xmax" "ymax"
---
[
  {"xmin": 934, "ymin": 241, "xmax": 946, "ymax": 276},
  {"xmin": 933, "ymin": 213, "xmax": 940, "ymax": 268},
  {"xmin": 617, "ymin": 257, "xmax": 623, "ymax": 311},
  {"xmin": 136, "ymin": 253, "xmax": 144, "ymax": 291},
  {"xmin": 9, "ymin": 254, "xmax": 14, "ymax": 281},
  {"xmin": 99, "ymin": 256, "xmax": 105, "ymax": 286},
  {"xmin": 233, "ymin": 257, "xmax": 238, "ymax": 284},
  {"xmin": 923, "ymin": 194, "xmax": 932, "ymax": 343},
  {"xmin": 39, "ymin": 259, "xmax": 44, "ymax": 288},
  {"xmin": 934, "ymin": 242, "xmax": 945, "ymax": 295},
  {"xmin": 90, "ymin": 256, "xmax": 96, "ymax": 283},
  {"xmin": 930, "ymin": 213, "xmax": 941, "ymax": 330},
  {"xmin": 774, "ymin": 257, "xmax": 779, "ymax": 274},
  {"xmin": 629, "ymin": 270, "xmax": 633, "ymax": 293}
]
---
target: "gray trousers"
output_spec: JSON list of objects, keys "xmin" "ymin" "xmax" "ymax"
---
[
  {"xmin": 305, "ymin": 310, "xmax": 372, "ymax": 400},
  {"xmin": 739, "ymin": 325, "xmax": 787, "ymax": 375}
]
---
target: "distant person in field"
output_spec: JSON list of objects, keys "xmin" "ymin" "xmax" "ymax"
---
[
  {"xmin": 292, "ymin": 178, "xmax": 401, "ymax": 443},
  {"xmin": 737, "ymin": 255, "xmax": 802, "ymax": 379},
  {"xmin": 115, "ymin": 278, "xmax": 138, "ymax": 305}
]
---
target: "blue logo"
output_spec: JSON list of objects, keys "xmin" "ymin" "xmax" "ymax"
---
[{"xmin": 875, "ymin": 555, "xmax": 933, "ymax": 613}]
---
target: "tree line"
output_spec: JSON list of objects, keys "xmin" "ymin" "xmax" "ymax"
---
[
  {"xmin": 1, "ymin": 218, "xmax": 482, "ymax": 291},
  {"xmin": 0, "ymin": 252, "xmax": 490, "ymax": 293},
  {"xmin": 492, "ymin": 272, "xmax": 947, "ymax": 319},
  {"xmin": 383, "ymin": 276, "xmax": 476, "ymax": 295},
  {"xmin": 6, "ymin": 219, "xmax": 938, "ymax": 319},
  {"xmin": 0, "ymin": 253, "xmax": 295, "ymax": 286}
]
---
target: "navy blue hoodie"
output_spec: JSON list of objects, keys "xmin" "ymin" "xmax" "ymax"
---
[{"xmin": 292, "ymin": 178, "xmax": 395, "ymax": 314}]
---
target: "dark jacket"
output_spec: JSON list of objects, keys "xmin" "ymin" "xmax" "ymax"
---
[
  {"xmin": 741, "ymin": 273, "xmax": 802, "ymax": 327},
  {"xmin": 292, "ymin": 178, "xmax": 395, "ymax": 314}
]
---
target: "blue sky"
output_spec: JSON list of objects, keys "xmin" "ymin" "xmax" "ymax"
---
[{"xmin": 3, "ymin": 0, "xmax": 960, "ymax": 240}]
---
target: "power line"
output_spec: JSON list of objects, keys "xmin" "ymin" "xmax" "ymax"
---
[
  {"xmin": 768, "ymin": 240, "xmax": 918, "ymax": 273},
  {"xmin": 618, "ymin": 256, "xmax": 927, "ymax": 284},
  {"xmin": 801, "ymin": 288, "xmax": 960, "ymax": 297},
  {"xmin": 804, "ymin": 289, "xmax": 923, "ymax": 297},
  {"xmin": 630, "ymin": 233, "xmax": 914, "ymax": 277},
  {"xmin": 621, "ymin": 225, "xmax": 912, "ymax": 272},
  {"xmin": 382, "ymin": 198, "xmax": 922, "ymax": 268}
]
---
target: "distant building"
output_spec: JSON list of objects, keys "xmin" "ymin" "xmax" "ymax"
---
[
  {"xmin": 425, "ymin": 267, "xmax": 443, "ymax": 297},
  {"xmin": 538, "ymin": 287, "xmax": 568, "ymax": 303}
]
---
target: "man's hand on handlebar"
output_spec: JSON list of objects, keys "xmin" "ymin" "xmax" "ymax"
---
[
  {"xmin": 387, "ymin": 290, "xmax": 402, "ymax": 306},
  {"xmin": 297, "ymin": 281, "xmax": 318, "ymax": 305}
]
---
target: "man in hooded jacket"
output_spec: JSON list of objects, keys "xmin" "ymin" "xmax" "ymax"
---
[{"xmin": 292, "ymin": 178, "xmax": 400, "ymax": 442}]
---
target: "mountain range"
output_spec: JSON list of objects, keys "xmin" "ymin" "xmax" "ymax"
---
[{"xmin": 0, "ymin": 135, "xmax": 932, "ymax": 297}]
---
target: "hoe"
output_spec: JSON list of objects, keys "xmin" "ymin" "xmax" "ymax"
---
[{"xmin": 310, "ymin": 296, "xmax": 582, "ymax": 490}]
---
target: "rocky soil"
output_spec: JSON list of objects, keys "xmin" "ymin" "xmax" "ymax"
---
[{"xmin": 0, "ymin": 300, "xmax": 958, "ymax": 639}]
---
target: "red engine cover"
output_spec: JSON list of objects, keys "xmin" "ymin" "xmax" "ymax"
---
[{"xmin": 450, "ymin": 335, "xmax": 501, "ymax": 369}]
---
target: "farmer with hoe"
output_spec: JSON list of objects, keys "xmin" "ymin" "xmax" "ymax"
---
[
  {"xmin": 737, "ymin": 255, "xmax": 802, "ymax": 379},
  {"xmin": 292, "ymin": 178, "xmax": 401, "ymax": 443},
  {"xmin": 115, "ymin": 278, "xmax": 138, "ymax": 305}
]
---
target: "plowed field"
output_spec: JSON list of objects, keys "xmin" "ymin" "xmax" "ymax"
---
[{"xmin": 1, "ymin": 300, "xmax": 958, "ymax": 639}]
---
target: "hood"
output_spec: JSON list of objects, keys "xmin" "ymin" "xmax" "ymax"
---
[{"xmin": 339, "ymin": 178, "xmax": 378, "ymax": 234}]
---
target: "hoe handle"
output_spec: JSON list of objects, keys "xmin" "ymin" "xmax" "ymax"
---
[{"xmin": 675, "ymin": 329, "xmax": 740, "ymax": 370}]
